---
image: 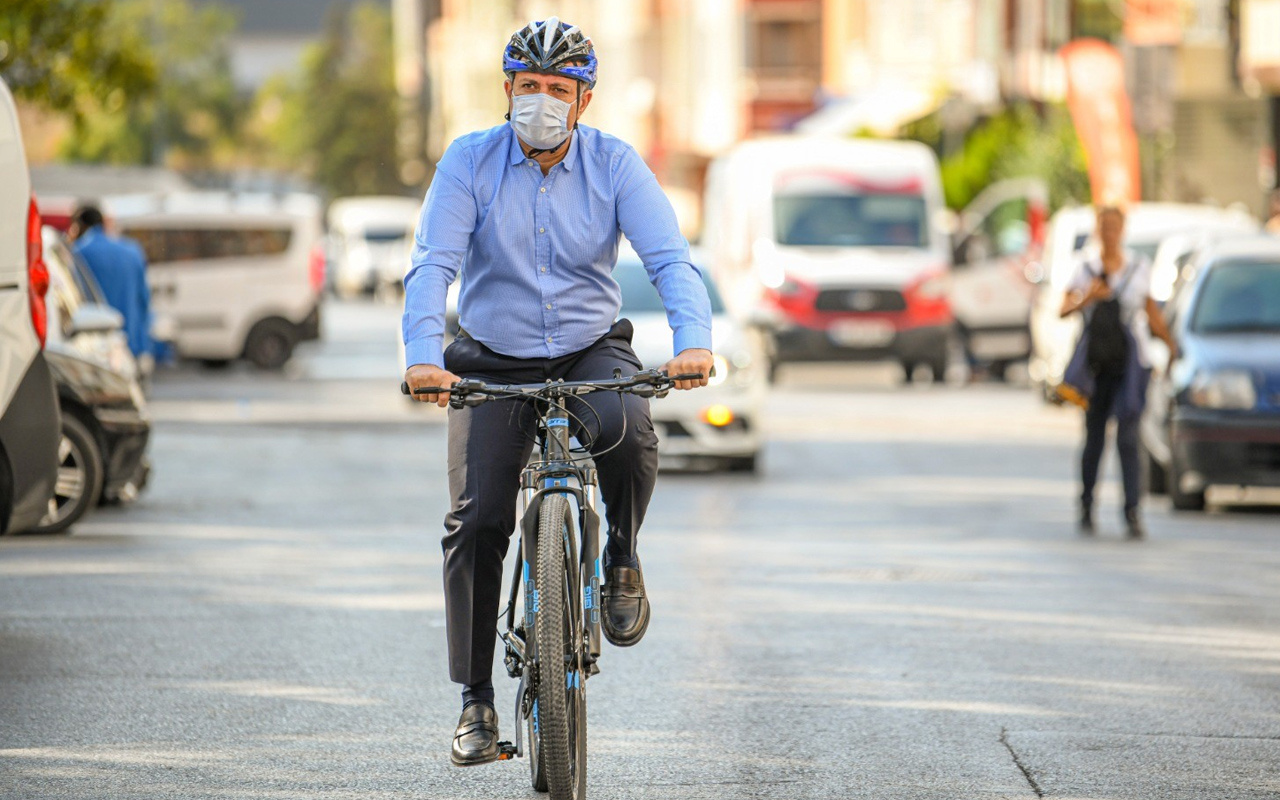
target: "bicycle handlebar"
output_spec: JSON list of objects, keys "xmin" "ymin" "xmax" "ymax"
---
[{"xmin": 400, "ymin": 369, "xmax": 705, "ymax": 408}]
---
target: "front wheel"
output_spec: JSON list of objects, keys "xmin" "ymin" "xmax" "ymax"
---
[{"xmin": 533, "ymin": 494, "xmax": 587, "ymax": 800}]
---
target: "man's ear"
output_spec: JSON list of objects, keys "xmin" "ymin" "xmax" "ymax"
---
[
  {"xmin": 576, "ymin": 89, "xmax": 593, "ymax": 121},
  {"xmin": 504, "ymin": 79, "xmax": 512, "ymax": 121}
]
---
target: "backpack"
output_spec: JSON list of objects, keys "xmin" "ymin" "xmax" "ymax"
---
[{"xmin": 1085, "ymin": 260, "xmax": 1134, "ymax": 376}]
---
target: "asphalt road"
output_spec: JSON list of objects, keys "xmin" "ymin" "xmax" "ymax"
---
[{"xmin": 3, "ymin": 300, "xmax": 1280, "ymax": 799}]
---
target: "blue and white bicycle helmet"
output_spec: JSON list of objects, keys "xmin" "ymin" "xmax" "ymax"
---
[{"xmin": 503, "ymin": 17, "xmax": 597, "ymax": 89}]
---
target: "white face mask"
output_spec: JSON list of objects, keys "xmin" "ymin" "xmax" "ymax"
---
[{"xmin": 510, "ymin": 92, "xmax": 575, "ymax": 150}]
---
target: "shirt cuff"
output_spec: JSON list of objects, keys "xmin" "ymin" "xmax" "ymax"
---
[
  {"xmin": 404, "ymin": 338, "xmax": 444, "ymax": 370},
  {"xmin": 672, "ymin": 325, "xmax": 713, "ymax": 356}
]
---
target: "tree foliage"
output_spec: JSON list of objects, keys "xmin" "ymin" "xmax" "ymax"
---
[
  {"xmin": 253, "ymin": 2, "xmax": 405, "ymax": 197},
  {"xmin": 905, "ymin": 103, "xmax": 1090, "ymax": 212},
  {"xmin": 0, "ymin": 0, "xmax": 156, "ymax": 119},
  {"xmin": 58, "ymin": 0, "xmax": 243, "ymax": 168}
]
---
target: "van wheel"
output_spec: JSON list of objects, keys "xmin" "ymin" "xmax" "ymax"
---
[
  {"xmin": 30, "ymin": 414, "xmax": 104, "ymax": 535},
  {"xmin": 244, "ymin": 319, "xmax": 296, "ymax": 370}
]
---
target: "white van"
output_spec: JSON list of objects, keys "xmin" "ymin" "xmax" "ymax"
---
[
  {"xmin": 113, "ymin": 193, "xmax": 325, "ymax": 369},
  {"xmin": 703, "ymin": 137, "xmax": 953, "ymax": 380},
  {"xmin": 1028, "ymin": 203, "xmax": 1258, "ymax": 394},
  {"xmin": 0, "ymin": 76, "xmax": 61, "ymax": 534},
  {"xmin": 327, "ymin": 195, "xmax": 420, "ymax": 298}
]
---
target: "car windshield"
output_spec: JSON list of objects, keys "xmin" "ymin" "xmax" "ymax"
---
[
  {"xmin": 1191, "ymin": 259, "xmax": 1280, "ymax": 333},
  {"xmin": 614, "ymin": 262, "xmax": 725, "ymax": 315},
  {"xmin": 774, "ymin": 193, "xmax": 927, "ymax": 248}
]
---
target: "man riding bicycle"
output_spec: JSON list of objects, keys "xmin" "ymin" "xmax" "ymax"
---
[{"xmin": 401, "ymin": 18, "xmax": 714, "ymax": 767}]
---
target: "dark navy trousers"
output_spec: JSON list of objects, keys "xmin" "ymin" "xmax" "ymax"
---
[{"xmin": 439, "ymin": 320, "xmax": 659, "ymax": 687}]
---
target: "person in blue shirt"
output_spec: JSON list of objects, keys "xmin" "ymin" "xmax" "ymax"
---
[
  {"xmin": 70, "ymin": 205, "xmax": 153, "ymax": 363},
  {"xmin": 402, "ymin": 19, "xmax": 714, "ymax": 766}
]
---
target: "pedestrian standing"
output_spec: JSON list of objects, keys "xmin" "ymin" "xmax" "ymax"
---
[
  {"xmin": 1059, "ymin": 204, "xmax": 1178, "ymax": 538},
  {"xmin": 69, "ymin": 205, "xmax": 154, "ymax": 371}
]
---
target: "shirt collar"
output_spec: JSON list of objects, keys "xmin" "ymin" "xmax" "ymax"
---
[{"xmin": 506, "ymin": 125, "xmax": 579, "ymax": 172}]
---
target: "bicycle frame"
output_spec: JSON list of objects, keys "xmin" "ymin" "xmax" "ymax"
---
[{"xmin": 502, "ymin": 396, "xmax": 603, "ymax": 759}]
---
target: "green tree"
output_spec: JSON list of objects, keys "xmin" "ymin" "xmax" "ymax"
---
[
  {"xmin": 905, "ymin": 102, "xmax": 1090, "ymax": 212},
  {"xmin": 58, "ymin": 0, "xmax": 243, "ymax": 168},
  {"xmin": 254, "ymin": 2, "xmax": 404, "ymax": 196},
  {"xmin": 0, "ymin": 0, "xmax": 156, "ymax": 120}
]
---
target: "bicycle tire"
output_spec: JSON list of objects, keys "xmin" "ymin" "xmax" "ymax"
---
[{"xmin": 535, "ymin": 493, "xmax": 587, "ymax": 799}]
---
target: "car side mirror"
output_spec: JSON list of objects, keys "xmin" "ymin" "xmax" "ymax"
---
[{"xmin": 69, "ymin": 304, "xmax": 124, "ymax": 336}]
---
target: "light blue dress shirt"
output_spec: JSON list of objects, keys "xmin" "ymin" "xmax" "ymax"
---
[{"xmin": 402, "ymin": 124, "xmax": 712, "ymax": 368}]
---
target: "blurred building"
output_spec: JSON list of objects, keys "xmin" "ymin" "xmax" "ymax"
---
[
  {"xmin": 408, "ymin": 0, "xmax": 1276, "ymax": 220},
  {"xmin": 195, "ymin": 0, "xmax": 392, "ymax": 90}
]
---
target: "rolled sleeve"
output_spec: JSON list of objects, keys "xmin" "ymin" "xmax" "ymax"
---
[
  {"xmin": 614, "ymin": 148, "xmax": 713, "ymax": 355},
  {"xmin": 402, "ymin": 141, "xmax": 478, "ymax": 368}
]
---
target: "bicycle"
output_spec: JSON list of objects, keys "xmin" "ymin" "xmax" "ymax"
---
[{"xmin": 402, "ymin": 368, "xmax": 700, "ymax": 800}]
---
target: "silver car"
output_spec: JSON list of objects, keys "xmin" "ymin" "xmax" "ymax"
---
[{"xmin": 614, "ymin": 254, "xmax": 767, "ymax": 472}]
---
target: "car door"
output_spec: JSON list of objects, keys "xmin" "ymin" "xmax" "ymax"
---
[{"xmin": 950, "ymin": 178, "xmax": 1049, "ymax": 361}]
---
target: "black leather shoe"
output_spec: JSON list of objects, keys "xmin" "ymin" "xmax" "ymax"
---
[
  {"xmin": 602, "ymin": 566, "xmax": 650, "ymax": 647},
  {"xmin": 451, "ymin": 703, "xmax": 499, "ymax": 766}
]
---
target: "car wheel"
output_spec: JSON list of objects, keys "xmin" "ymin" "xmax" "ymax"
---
[
  {"xmin": 1169, "ymin": 451, "xmax": 1206, "ymax": 511},
  {"xmin": 244, "ymin": 319, "xmax": 297, "ymax": 370},
  {"xmin": 29, "ymin": 414, "xmax": 104, "ymax": 535},
  {"xmin": 1143, "ymin": 443, "xmax": 1168, "ymax": 496}
]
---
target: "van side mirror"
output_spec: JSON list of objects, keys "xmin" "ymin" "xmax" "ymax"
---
[{"xmin": 69, "ymin": 304, "xmax": 124, "ymax": 336}]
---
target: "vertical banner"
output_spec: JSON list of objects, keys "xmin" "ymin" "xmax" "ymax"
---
[{"xmin": 1060, "ymin": 39, "xmax": 1142, "ymax": 205}]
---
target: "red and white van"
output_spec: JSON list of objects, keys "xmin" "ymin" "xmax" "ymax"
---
[{"xmin": 703, "ymin": 137, "xmax": 954, "ymax": 380}]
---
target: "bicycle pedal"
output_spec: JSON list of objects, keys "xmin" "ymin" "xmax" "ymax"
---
[
  {"xmin": 496, "ymin": 741, "xmax": 518, "ymax": 760},
  {"xmin": 587, "ymin": 661, "xmax": 600, "ymax": 676}
]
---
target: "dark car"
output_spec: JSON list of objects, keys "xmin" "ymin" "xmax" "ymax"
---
[
  {"xmin": 1142, "ymin": 237, "xmax": 1280, "ymax": 510},
  {"xmin": 29, "ymin": 228, "xmax": 150, "ymax": 533}
]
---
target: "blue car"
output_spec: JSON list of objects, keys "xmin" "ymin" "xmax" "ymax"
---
[{"xmin": 1142, "ymin": 237, "xmax": 1280, "ymax": 510}]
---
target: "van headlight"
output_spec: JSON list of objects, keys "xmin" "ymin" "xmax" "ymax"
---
[{"xmin": 1187, "ymin": 370, "xmax": 1256, "ymax": 410}]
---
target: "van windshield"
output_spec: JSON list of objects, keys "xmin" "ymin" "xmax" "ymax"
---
[{"xmin": 774, "ymin": 194, "xmax": 927, "ymax": 248}]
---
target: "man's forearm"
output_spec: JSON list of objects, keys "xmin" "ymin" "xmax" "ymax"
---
[{"xmin": 402, "ymin": 266, "xmax": 452, "ymax": 368}]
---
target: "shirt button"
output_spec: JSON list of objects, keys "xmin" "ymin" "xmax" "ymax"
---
[
  {"xmin": 527, "ymin": 160, "xmax": 534, "ymax": 166},
  {"xmin": 546, "ymin": 303, "xmax": 552, "ymax": 309},
  {"xmin": 546, "ymin": 337, "xmax": 553, "ymax": 343},
  {"xmin": 540, "ymin": 267, "xmax": 547, "ymax": 273},
  {"xmin": 540, "ymin": 187, "xmax": 547, "ymax": 193},
  {"xmin": 539, "ymin": 227, "xmax": 545, "ymax": 233}
]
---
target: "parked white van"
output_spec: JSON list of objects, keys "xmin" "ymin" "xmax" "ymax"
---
[
  {"xmin": 703, "ymin": 137, "xmax": 954, "ymax": 380},
  {"xmin": 1028, "ymin": 202, "xmax": 1258, "ymax": 395},
  {"xmin": 112, "ymin": 193, "xmax": 325, "ymax": 369},
  {"xmin": 0, "ymin": 75, "xmax": 61, "ymax": 534},
  {"xmin": 327, "ymin": 195, "xmax": 420, "ymax": 298}
]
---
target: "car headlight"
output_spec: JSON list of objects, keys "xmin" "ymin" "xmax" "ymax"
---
[
  {"xmin": 708, "ymin": 354, "xmax": 730, "ymax": 386},
  {"xmin": 1187, "ymin": 369, "xmax": 1257, "ymax": 410}
]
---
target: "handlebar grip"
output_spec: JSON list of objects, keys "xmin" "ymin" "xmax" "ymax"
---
[
  {"xmin": 670, "ymin": 372, "xmax": 705, "ymax": 381},
  {"xmin": 402, "ymin": 383, "xmax": 450, "ymax": 396}
]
